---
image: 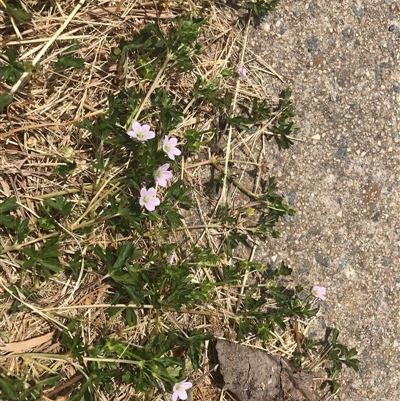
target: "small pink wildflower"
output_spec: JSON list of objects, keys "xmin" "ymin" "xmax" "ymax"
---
[
  {"xmin": 139, "ymin": 187, "xmax": 160, "ymax": 211},
  {"xmin": 154, "ymin": 163, "xmax": 173, "ymax": 187},
  {"xmin": 312, "ymin": 286, "xmax": 326, "ymax": 301},
  {"xmin": 237, "ymin": 64, "xmax": 247, "ymax": 81},
  {"xmin": 162, "ymin": 136, "xmax": 181, "ymax": 160},
  {"xmin": 167, "ymin": 254, "xmax": 175, "ymax": 264},
  {"xmin": 127, "ymin": 121, "xmax": 156, "ymax": 141},
  {"xmin": 172, "ymin": 379, "xmax": 192, "ymax": 401}
]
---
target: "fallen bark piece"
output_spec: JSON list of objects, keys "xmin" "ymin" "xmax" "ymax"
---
[{"xmin": 216, "ymin": 339, "xmax": 319, "ymax": 401}]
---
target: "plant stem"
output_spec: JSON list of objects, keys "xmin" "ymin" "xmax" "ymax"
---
[
  {"xmin": 126, "ymin": 52, "xmax": 171, "ymax": 129},
  {"xmin": 0, "ymin": 232, "xmax": 58, "ymax": 255},
  {"xmin": 0, "ymin": 352, "xmax": 144, "ymax": 366}
]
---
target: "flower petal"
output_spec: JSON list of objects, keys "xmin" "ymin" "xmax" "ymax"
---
[
  {"xmin": 177, "ymin": 389, "xmax": 188, "ymax": 400},
  {"xmin": 147, "ymin": 187, "xmax": 156, "ymax": 197},
  {"xmin": 132, "ymin": 121, "xmax": 141, "ymax": 132},
  {"xmin": 156, "ymin": 177, "xmax": 167, "ymax": 187},
  {"xmin": 181, "ymin": 382, "xmax": 193, "ymax": 390},
  {"xmin": 151, "ymin": 198, "xmax": 160, "ymax": 207},
  {"xmin": 145, "ymin": 131, "xmax": 156, "ymax": 140}
]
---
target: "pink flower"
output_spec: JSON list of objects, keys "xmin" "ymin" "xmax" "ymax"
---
[
  {"xmin": 172, "ymin": 379, "xmax": 192, "ymax": 401},
  {"xmin": 162, "ymin": 136, "xmax": 181, "ymax": 160},
  {"xmin": 237, "ymin": 64, "xmax": 247, "ymax": 81},
  {"xmin": 167, "ymin": 254, "xmax": 175, "ymax": 264},
  {"xmin": 139, "ymin": 187, "xmax": 160, "ymax": 211},
  {"xmin": 154, "ymin": 163, "xmax": 173, "ymax": 187},
  {"xmin": 312, "ymin": 286, "xmax": 326, "ymax": 301},
  {"xmin": 127, "ymin": 121, "xmax": 156, "ymax": 141}
]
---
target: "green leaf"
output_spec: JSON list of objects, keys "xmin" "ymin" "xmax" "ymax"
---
[
  {"xmin": 329, "ymin": 348, "xmax": 340, "ymax": 360},
  {"xmin": 124, "ymin": 307, "xmax": 137, "ymax": 326},
  {"xmin": 331, "ymin": 328, "xmax": 339, "ymax": 345},
  {"xmin": 221, "ymin": 68, "xmax": 235, "ymax": 78},
  {"xmin": 43, "ymin": 196, "xmax": 73, "ymax": 216},
  {"xmin": 343, "ymin": 357, "xmax": 360, "ymax": 372},
  {"xmin": 41, "ymin": 258, "xmax": 63, "ymax": 273},
  {"xmin": 0, "ymin": 48, "xmax": 24, "ymax": 85},
  {"xmin": 0, "ymin": 197, "xmax": 18, "ymax": 214},
  {"xmin": 37, "ymin": 216, "xmax": 55, "ymax": 231},
  {"xmin": 0, "ymin": 377, "xmax": 18, "ymax": 400},
  {"xmin": 22, "ymin": 237, "xmax": 63, "ymax": 278},
  {"xmin": 164, "ymin": 209, "xmax": 183, "ymax": 230},
  {"xmin": 226, "ymin": 115, "xmax": 250, "ymax": 131},
  {"xmin": 53, "ymin": 40, "xmax": 84, "ymax": 71},
  {"xmin": 41, "ymin": 237, "xmax": 61, "ymax": 259},
  {"xmin": 94, "ymin": 245, "xmax": 116, "ymax": 269},
  {"xmin": 184, "ymin": 128, "xmax": 214, "ymax": 152},
  {"xmin": 274, "ymin": 261, "xmax": 292, "ymax": 276},
  {"xmin": 167, "ymin": 180, "xmax": 192, "ymax": 208},
  {"xmin": 270, "ymin": 88, "xmax": 298, "ymax": 150},
  {"xmin": 0, "ymin": 213, "xmax": 29, "ymax": 242},
  {"xmin": 0, "ymin": 93, "xmax": 13, "ymax": 112},
  {"xmin": 0, "ymin": 214, "xmax": 18, "ymax": 229},
  {"xmin": 346, "ymin": 347, "xmax": 358, "ymax": 358},
  {"xmin": 6, "ymin": 4, "xmax": 32, "ymax": 22},
  {"xmin": 55, "ymin": 56, "xmax": 85, "ymax": 71},
  {"xmin": 331, "ymin": 379, "xmax": 341, "ymax": 394},
  {"xmin": 5, "ymin": 48, "xmax": 17, "ymax": 65},
  {"xmin": 65, "ymin": 40, "xmax": 80, "ymax": 52},
  {"xmin": 224, "ymin": 91, "xmax": 232, "ymax": 109},
  {"xmin": 245, "ymin": 0, "xmax": 279, "ymax": 16},
  {"xmin": 113, "ymin": 242, "xmax": 134, "ymax": 270},
  {"xmin": 53, "ymin": 161, "xmax": 77, "ymax": 177}
]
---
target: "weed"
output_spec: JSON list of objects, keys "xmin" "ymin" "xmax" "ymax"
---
[{"xmin": 0, "ymin": 1, "xmax": 358, "ymax": 400}]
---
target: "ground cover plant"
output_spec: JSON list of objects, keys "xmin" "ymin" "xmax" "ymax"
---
[{"xmin": 0, "ymin": 1, "xmax": 358, "ymax": 400}]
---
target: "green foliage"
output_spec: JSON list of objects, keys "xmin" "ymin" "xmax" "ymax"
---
[
  {"xmin": 271, "ymin": 88, "xmax": 299, "ymax": 150},
  {"xmin": 54, "ymin": 40, "xmax": 85, "ymax": 71},
  {"xmin": 292, "ymin": 326, "xmax": 359, "ymax": 394},
  {"xmin": 184, "ymin": 128, "xmax": 214, "ymax": 152},
  {"xmin": 0, "ymin": 214, "xmax": 30, "ymax": 243},
  {"xmin": 53, "ymin": 160, "xmax": 77, "ymax": 177},
  {"xmin": 0, "ymin": 197, "xmax": 30, "ymax": 242},
  {"xmin": 4, "ymin": 0, "xmax": 32, "ymax": 22},
  {"xmin": 23, "ymin": 236, "xmax": 63, "ymax": 279},
  {"xmin": 153, "ymin": 88, "xmax": 183, "ymax": 131},
  {"xmin": 110, "ymin": 13, "xmax": 204, "ymax": 86},
  {"xmin": 35, "ymin": 196, "xmax": 72, "ymax": 231},
  {"xmin": 246, "ymin": 0, "xmax": 279, "ymax": 16},
  {"xmin": 0, "ymin": 197, "xmax": 18, "ymax": 214},
  {"xmin": 234, "ymin": 270, "xmax": 318, "ymax": 342},
  {"xmin": 0, "ymin": 367, "xmax": 62, "ymax": 401},
  {"xmin": 0, "ymin": 93, "xmax": 13, "ymax": 112},
  {"xmin": 324, "ymin": 328, "xmax": 360, "ymax": 393},
  {"xmin": 0, "ymin": 48, "xmax": 24, "ymax": 85}
]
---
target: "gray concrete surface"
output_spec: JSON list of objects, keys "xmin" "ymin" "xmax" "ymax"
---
[{"xmin": 249, "ymin": 1, "xmax": 400, "ymax": 400}]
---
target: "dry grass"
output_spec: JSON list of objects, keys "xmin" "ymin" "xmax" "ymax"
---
[{"xmin": 0, "ymin": 1, "xmax": 323, "ymax": 400}]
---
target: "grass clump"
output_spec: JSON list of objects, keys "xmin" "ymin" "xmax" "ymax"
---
[{"xmin": 0, "ymin": 1, "xmax": 358, "ymax": 400}]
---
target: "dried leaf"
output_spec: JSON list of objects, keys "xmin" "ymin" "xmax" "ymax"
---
[{"xmin": 0, "ymin": 331, "xmax": 54, "ymax": 353}]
